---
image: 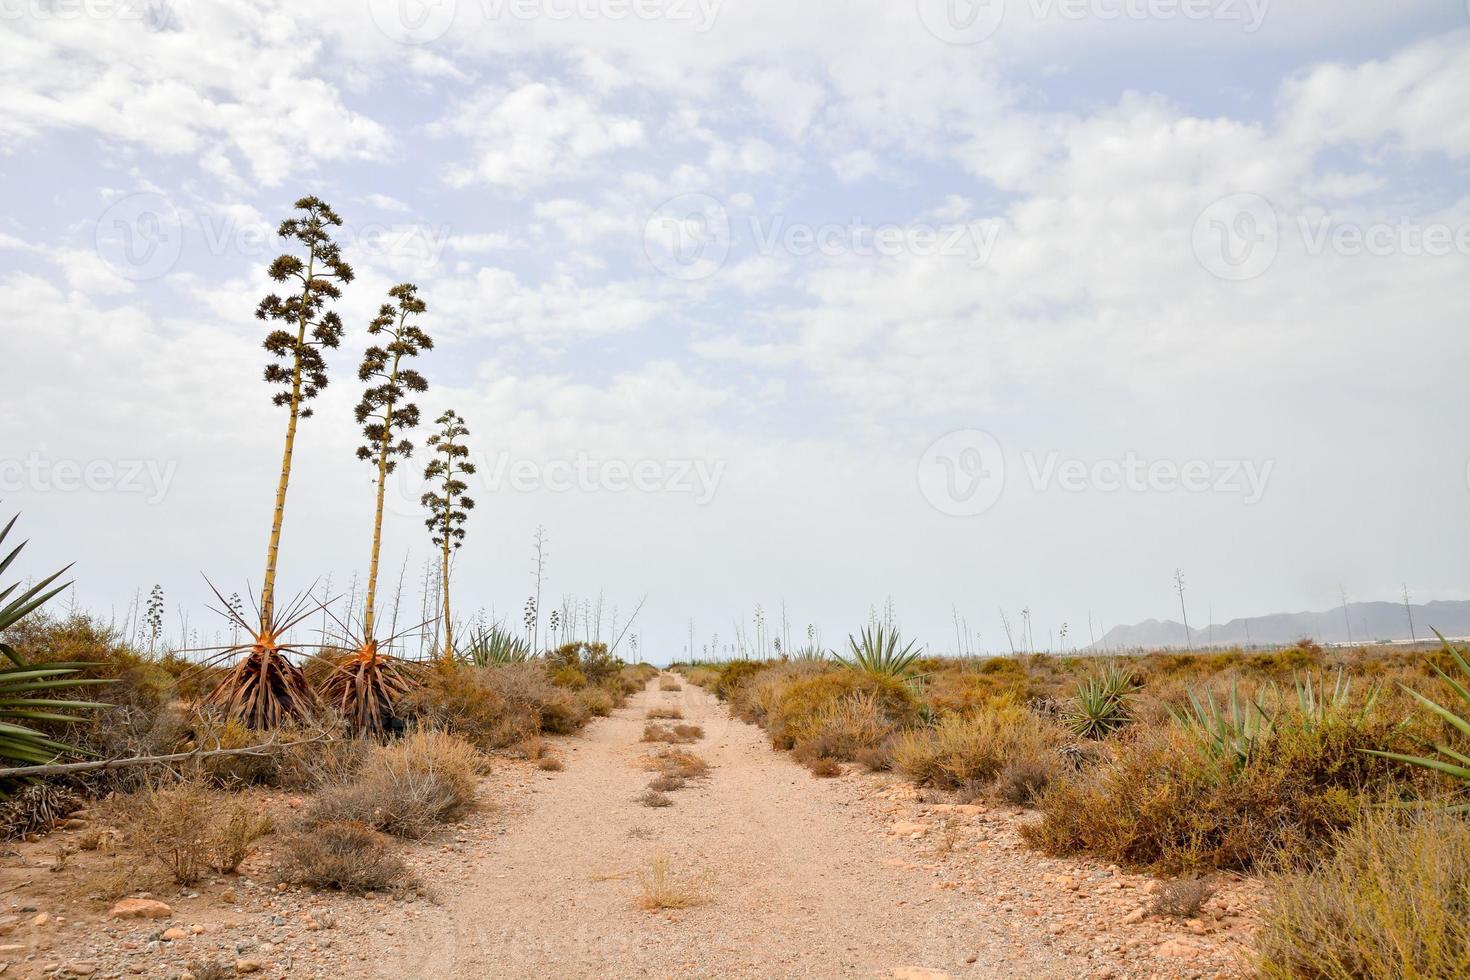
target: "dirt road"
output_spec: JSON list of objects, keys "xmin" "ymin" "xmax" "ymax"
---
[{"xmin": 380, "ymin": 677, "xmax": 1112, "ymax": 979}]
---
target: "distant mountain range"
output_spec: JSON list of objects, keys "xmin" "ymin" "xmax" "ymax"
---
[{"xmin": 1089, "ymin": 599, "xmax": 1470, "ymax": 651}]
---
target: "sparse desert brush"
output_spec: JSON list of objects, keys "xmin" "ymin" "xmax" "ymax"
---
[
  {"xmin": 681, "ymin": 666, "xmax": 720, "ymax": 689},
  {"xmin": 1257, "ymin": 807, "xmax": 1470, "ymax": 979},
  {"xmin": 640, "ymin": 749, "xmax": 709, "ymax": 780},
  {"xmin": 639, "ymin": 790, "xmax": 673, "ymax": 808},
  {"xmin": 892, "ymin": 701, "xmax": 1063, "ymax": 790},
  {"xmin": 480, "ymin": 661, "xmax": 589, "ymax": 735},
  {"xmin": 647, "ymin": 774, "xmax": 684, "ymax": 792},
  {"xmin": 550, "ymin": 664, "xmax": 588, "ymax": 689},
  {"xmin": 854, "ymin": 743, "xmax": 894, "ymax": 772},
  {"xmin": 712, "ymin": 660, "xmax": 766, "ymax": 700},
  {"xmin": 923, "ymin": 666, "xmax": 1031, "ymax": 717},
  {"xmin": 276, "ymin": 820, "xmax": 406, "ymax": 893},
  {"xmin": 804, "ymin": 756, "xmax": 842, "ymax": 778},
  {"xmin": 112, "ymin": 779, "xmax": 273, "ymax": 884},
  {"xmin": 537, "ymin": 755, "xmax": 565, "ymax": 772},
  {"xmin": 642, "ymin": 722, "xmax": 703, "ymax": 744},
  {"xmin": 578, "ymin": 686, "xmax": 616, "ymax": 717},
  {"xmin": 993, "ymin": 754, "xmax": 1058, "ymax": 806},
  {"xmin": 308, "ymin": 730, "xmax": 482, "ymax": 839},
  {"xmin": 788, "ymin": 690, "xmax": 895, "ymax": 761},
  {"xmin": 636, "ymin": 855, "xmax": 709, "ymax": 911},
  {"xmin": 659, "ymin": 676, "xmax": 683, "ymax": 692},
  {"xmin": 397, "ymin": 662, "xmax": 519, "ymax": 750},
  {"xmin": 646, "ymin": 706, "xmax": 683, "ymax": 720},
  {"xmin": 764, "ymin": 669, "xmax": 920, "ymax": 750},
  {"xmin": 1023, "ymin": 709, "xmax": 1408, "ymax": 872}
]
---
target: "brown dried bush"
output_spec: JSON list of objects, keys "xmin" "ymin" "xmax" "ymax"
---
[
  {"xmin": 112, "ymin": 779, "xmax": 272, "ymax": 885},
  {"xmin": 307, "ymin": 731, "xmax": 482, "ymax": 839},
  {"xmin": 276, "ymin": 821, "xmax": 406, "ymax": 892}
]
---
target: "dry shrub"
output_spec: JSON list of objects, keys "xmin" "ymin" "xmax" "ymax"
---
[
  {"xmin": 640, "ymin": 749, "xmax": 709, "ymax": 781},
  {"xmin": 855, "ymin": 744, "xmax": 894, "ymax": 772},
  {"xmin": 681, "ymin": 667, "xmax": 721, "ymax": 690},
  {"xmin": 646, "ymin": 707, "xmax": 683, "ymax": 720},
  {"xmin": 636, "ymin": 855, "xmax": 709, "ymax": 910},
  {"xmin": 276, "ymin": 821, "xmax": 406, "ymax": 893},
  {"xmin": 398, "ymin": 662, "xmax": 530, "ymax": 750},
  {"xmin": 1152, "ymin": 877, "xmax": 1211, "ymax": 918},
  {"xmin": 924, "ymin": 664, "xmax": 1031, "ymax": 716},
  {"xmin": 761, "ymin": 669, "xmax": 920, "ymax": 750},
  {"xmin": 537, "ymin": 756, "xmax": 565, "ymax": 772},
  {"xmin": 1257, "ymin": 808, "xmax": 1470, "ymax": 978},
  {"xmin": 579, "ymin": 686, "xmax": 616, "ymax": 717},
  {"xmin": 639, "ymin": 790, "xmax": 673, "ymax": 808},
  {"xmin": 642, "ymin": 722, "xmax": 703, "ymax": 744},
  {"xmin": 482, "ymin": 662, "xmax": 589, "ymax": 735},
  {"xmin": 659, "ymin": 676, "xmax": 683, "ymax": 692},
  {"xmin": 805, "ymin": 756, "xmax": 842, "ymax": 778},
  {"xmin": 112, "ymin": 779, "xmax": 272, "ymax": 884},
  {"xmin": 0, "ymin": 783, "xmax": 78, "ymax": 840},
  {"xmin": 1022, "ymin": 714, "xmax": 1405, "ymax": 873},
  {"xmin": 790, "ymin": 691, "xmax": 896, "ymax": 762},
  {"xmin": 308, "ymin": 731, "xmax": 482, "ymax": 839},
  {"xmin": 648, "ymin": 774, "xmax": 685, "ymax": 792},
  {"xmin": 993, "ymin": 754, "xmax": 1058, "ymax": 806},
  {"xmin": 892, "ymin": 702, "xmax": 1063, "ymax": 789}
]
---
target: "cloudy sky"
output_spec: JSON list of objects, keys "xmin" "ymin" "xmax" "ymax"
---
[{"xmin": 2, "ymin": 0, "xmax": 1467, "ymax": 659}]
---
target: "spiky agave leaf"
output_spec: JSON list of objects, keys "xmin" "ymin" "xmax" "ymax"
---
[
  {"xmin": 198, "ymin": 581, "xmax": 321, "ymax": 729},
  {"xmin": 1365, "ymin": 632, "xmax": 1470, "ymax": 808},
  {"xmin": 0, "ymin": 512, "xmax": 75, "ymax": 667},
  {"xmin": 460, "ymin": 625, "xmax": 531, "ymax": 667},
  {"xmin": 1169, "ymin": 680, "xmax": 1275, "ymax": 769},
  {"xmin": 834, "ymin": 624, "xmax": 923, "ymax": 677}
]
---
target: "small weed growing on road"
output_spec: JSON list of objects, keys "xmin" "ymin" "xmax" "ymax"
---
[
  {"xmin": 643, "ymin": 722, "xmax": 704, "ymax": 744},
  {"xmin": 640, "ymin": 749, "xmax": 710, "ymax": 780},
  {"xmin": 648, "ymin": 774, "xmax": 685, "ymax": 792},
  {"xmin": 660, "ymin": 677, "xmax": 683, "ymax": 692},
  {"xmin": 636, "ymin": 855, "xmax": 709, "ymax": 911},
  {"xmin": 639, "ymin": 790, "xmax": 674, "ymax": 808},
  {"xmin": 537, "ymin": 755, "xmax": 565, "ymax": 771},
  {"xmin": 647, "ymin": 707, "xmax": 683, "ymax": 720}
]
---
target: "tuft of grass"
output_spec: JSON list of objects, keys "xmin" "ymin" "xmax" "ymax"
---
[
  {"xmin": 642, "ymin": 722, "xmax": 704, "ymax": 744},
  {"xmin": 307, "ymin": 730, "xmax": 482, "ymax": 839},
  {"xmin": 537, "ymin": 755, "xmax": 565, "ymax": 772},
  {"xmin": 805, "ymin": 756, "xmax": 842, "ymax": 778},
  {"xmin": 646, "ymin": 707, "xmax": 683, "ymax": 720},
  {"xmin": 892, "ymin": 702, "xmax": 1062, "ymax": 789},
  {"xmin": 640, "ymin": 749, "xmax": 709, "ymax": 780},
  {"xmin": 638, "ymin": 790, "xmax": 673, "ymax": 808},
  {"xmin": 659, "ymin": 676, "xmax": 683, "ymax": 692},
  {"xmin": 1257, "ymin": 807, "xmax": 1470, "ymax": 978},
  {"xmin": 276, "ymin": 820, "xmax": 407, "ymax": 893},
  {"xmin": 636, "ymin": 855, "xmax": 709, "ymax": 911},
  {"xmin": 647, "ymin": 774, "xmax": 685, "ymax": 792},
  {"xmin": 993, "ymin": 754, "xmax": 1058, "ymax": 806}
]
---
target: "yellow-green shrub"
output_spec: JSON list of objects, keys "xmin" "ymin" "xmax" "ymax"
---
[
  {"xmin": 891, "ymin": 701, "xmax": 1062, "ymax": 788},
  {"xmin": 764, "ymin": 669, "xmax": 919, "ymax": 750}
]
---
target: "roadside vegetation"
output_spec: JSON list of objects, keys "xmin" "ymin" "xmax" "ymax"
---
[{"xmin": 676, "ymin": 628, "xmax": 1470, "ymax": 975}]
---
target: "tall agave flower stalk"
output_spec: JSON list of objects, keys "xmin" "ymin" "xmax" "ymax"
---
[
  {"xmin": 321, "ymin": 284, "xmax": 432, "ymax": 733},
  {"xmin": 422, "ymin": 410, "xmax": 475, "ymax": 662},
  {"xmin": 210, "ymin": 197, "xmax": 351, "ymax": 727}
]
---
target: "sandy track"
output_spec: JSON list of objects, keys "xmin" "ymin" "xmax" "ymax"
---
[{"xmin": 378, "ymin": 677, "xmax": 1117, "ymax": 980}]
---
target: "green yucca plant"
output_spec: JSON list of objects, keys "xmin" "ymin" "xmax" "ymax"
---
[
  {"xmin": 461, "ymin": 626, "xmax": 531, "ymax": 667},
  {"xmin": 1365, "ymin": 632, "xmax": 1470, "ymax": 808},
  {"xmin": 790, "ymin": 644, "xmax": 829, "ymax": 662},
  {"xmin": 0, "ymin": 511, "xmax": 109, "ymax": 785},
  {"xmin": 834, "ymin": 624, "xmax": 922, "ymax": 677},
  {"xmin": 1065, "ymin": 665, "xmax": 1135, "ymax": 739},
  {"xmin": 1169, "ymin": 680, "xmax": 1274, "ymax": 769},
  {"xmin": 1294, "ymin": 668, "xmax": 1379, "ymax": 728}
]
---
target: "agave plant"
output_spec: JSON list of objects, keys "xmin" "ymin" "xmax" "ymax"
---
[
  {"xmin": 200, "ymin": 583, "xmax": 320, "ymax": 730},
  {"xmin": 834, "ymin": 624, "xmax": 923, "ymax": 677},
  {"xmin": 1294, "ymin": 668, "xmax": 1379, "ymax": 728},
  {"xmin": 0, "ymin": 512, "xmax": 109, "ymax": 783},
  {"xmin": 460, "ymin": 626, "xmax": 532, "ymax": 667},
  {"xmin": 1065, "ymin": 665, "xmax": 1136, "ymax": 739},
  {"xmin": 790, "ymin": 643, "xmax": 830, "ymax": 662},
  {"xmin": 1365, "ymin": 632, "xmax": 1470, "ymax": 807},
  {"xmin": 1169, "ymin": 680, "xmax": 1274, "ymax": 769},
  {"xmin": 318, "ymin": 613, "xmax": 420, "ymax": 736}
]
